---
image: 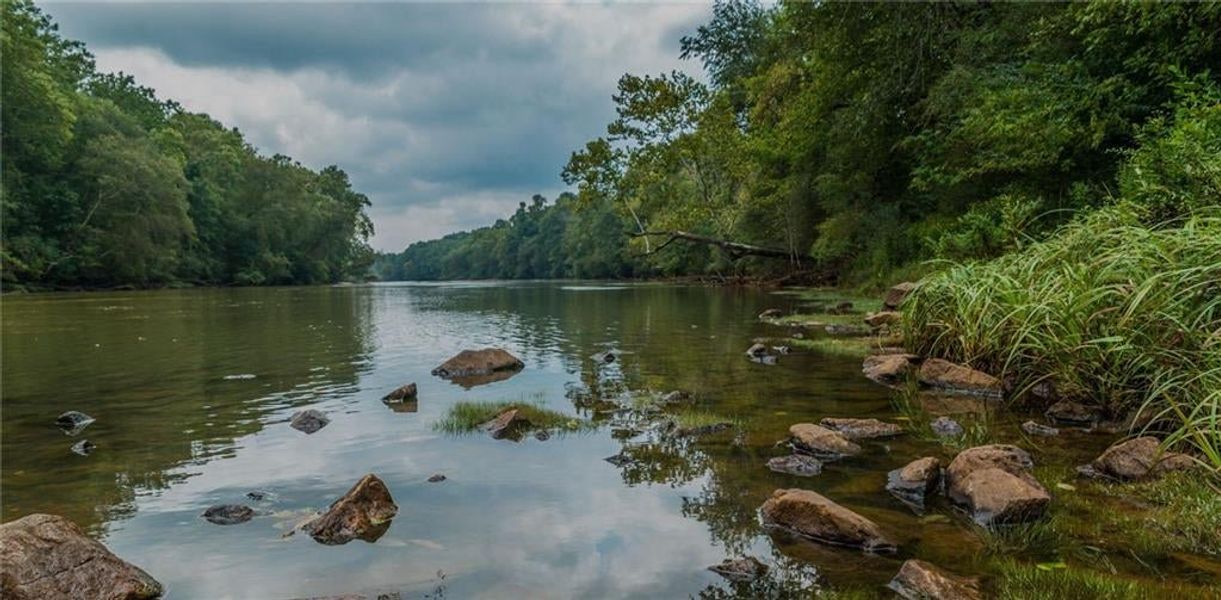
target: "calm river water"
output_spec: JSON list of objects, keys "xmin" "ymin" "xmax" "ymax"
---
[{"xmin": 1, "ymin": 283, "xmax": 1215, "ymax": 598}]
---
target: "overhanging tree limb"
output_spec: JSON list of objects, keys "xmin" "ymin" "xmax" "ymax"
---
[{"xmin": 629, "ymin": 230, "xmax": 797, "ymax": 261}]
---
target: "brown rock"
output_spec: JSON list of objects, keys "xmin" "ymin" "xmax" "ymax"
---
[
  {"xmin": 883, "ymin": 282, "xmax": 918, "ymax": 310},
  {"xmin": 820, "ymin": 417, "xmax": 903, "ymax": 440},
  {"xmin": 954, "ymin": 467, "xmax": 1051, "ymax": 525},
  {"xmin": 917, "ymin": 359, "xmax": 1001, "ymax": 397},
  {"xmin": 945, "ymin": 444, "xmax": 1035, "ymax": 490},
  {"xmin": 1087, "ymin": 437, "xmax": 1195, "ymax": 481},
  {"xmin": 306, "ymin": 474, "xmax": 398, "ymax": 545},
  {"xmin": 862, "ymin": 354, "xmax": 916, "ymax": 386},
  {"xmin": 864, "ymin": 311, "xmax": 902, "ymax": 328},
  {"xmin": 888, "ymin": 559, "xmax": 982, "ymax": 600},
  {"xmin": 1044, "ymin": 400, "xmax": 1099, "ymax": 426},
  {"xmin": 1021, "ymin": 421, "xmax": 1059, "ymax": 437},
  {"xmin": 789, "ymin": 423, "xmax": 861, "ymax": 460},
  {"xmin": 886, "ymin": 457, "xmax": 941, "ymax": 512},
  {"xmin": 708, "ymin": 556, "xmax": 769, "ymax": 583},
  {"xmin": 483, "ymin": 408, "xmax": 531, "ymax": 440},
  {"xmin": 382, "ymin": 383, "xmax": 418, "ymax": 402},
  {"xmin": 760, "ymin": 489, "xmax": 895, "ymax": 552},
  {"xmin": 766, "ymin": 454, "xmax": 823, "ymax": 477},
  {"xmin": 431, "ymin": 348, "xmax": 523, "ymax": 378},
  {"xmin": 0, "ymin": 513, "xmax": 162, "ymax": 600}
]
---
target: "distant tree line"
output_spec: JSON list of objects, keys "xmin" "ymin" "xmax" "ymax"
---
[
  {"xmin": 379, "ymin": 1, "xmax": 1219, "ymax": 284},
  {"xmin": 2, "ymin": 0, "xmax": 374, "ymax": 289}
]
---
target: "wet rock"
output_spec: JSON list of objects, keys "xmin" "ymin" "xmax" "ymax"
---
[
  {"xmin": 382, "ymin": 383, "xmax": 417, "ymax": 403},
  {"xmin": 290, "ymin": 409, "xmax": 330, "ymax": 434},
  {"xmin": 883, "ymin": 282, "xmax": 918, "ymax": 310},
  {"xmin": 708, "ymin": 556, "xmax": 769, "ymax": 583},
  {"xmin": 592, "ymin": 351, "xmax": 617, "ymax": 364},
  {"xmin": 789, "ymin": 423, "xmax": 861, "ymax": 460},
  {"xmin": 0, "ymin": 513, "xmax": 163, "ymax": 599},
  {"xmin": 862, "ymin": 354, "xmax": 917, "ymax": 386},
  {"xmin": 930, "ymin": 416, "xmax": 964, "ymax": 438},
  {"xmin": 888, "ymin": 559, "xmax": 982, "ymax": 600},
  {"xmin": 55, "ymin": 411, "xmax": 95, "ymax": 435},
  {"xmin": 825, "ymin": 324, "xmax": 870, "ymax": 336},
  {"xmin": 745, "ymin": 343, "xmax": 770, "ymax": 358},
  {"xmin": 482, "ymin": 408, "xmax": 530, "ymax": 440},
  {"xmin": 660, "ymin": 390, "xmax": 691, "ymax": 404},
  {"xmin": 246, "ymin": 490, "xmax": 272, "ymax": 502},
  {"xmin": 886, "ymin": 457, "xmax": 941, "ymax": 513},
  {"xmin": 864, "ymin": 311, "xmax": 901, "ymax": 328},
  {"xmin": 533, "ymin": 429, "xmax": 551, "ymax": 441},
  {"xmin": 772, "ymin": 345, "xmax": 792, "ymax": 355},
  {"xmin": 70, "ymin": 440, "xmax": 95, "ymax": 456},
  {"xmin": 306, "ymin": 474, "xmax": 398, "ymax": 545},
  {"xmin": 946, "ymin": 445, "xmax": 1049, "ymax": 525},
  {"xmin": 766, "ymin": 454, "xmax": 823, "ymax": 477},
  {"xmin": 820, "ymin": 417, "xmax": 903, "ymax": 440},
  {"xmin": 917, "ymin": 359, "xmax": 1001, "ymax": 397},
  {"xmin": 673, "ymin": 422, "xmax": 733, "ymax": 438},
  {"xmin": 604, "ymin": 453, "xmax": 633, "ymax": 467},
  {"xmin": 431, "ymin": 348, "xmax": 523, "ymax": 379},
  {"xmin": 202, "ymin": 504, "xmax": 254, "ymax": 525},
  {"xmin": 426, "ymin": 474, "xmax": 446, "ymax": 483},
  {"xmin": 760, "ymin": 489, "xmax": 896, "ymax": 552},
  {"xmin": 1021, "ymin": 421, "xmax": 1060, "ymax": 437},
  {"xmin": 758, "ymin": 308, "xmax": 784, "ymax": 319},
  {"xmin": 1044, "ymin": 400, "xmax": 1099, "ymax": 426},
  {"xmin": 1082, "ymin": 437, "xmax": 1196, "ymax": 481}
]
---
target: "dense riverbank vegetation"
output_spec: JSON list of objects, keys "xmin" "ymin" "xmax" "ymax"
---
[
  {"xmin": 2, "ymin": 0, "xmax": 374, "ymax": 289},
  {"xmin": 376, "ymin": 1, "xmax": 1219, "ymax": 284}
]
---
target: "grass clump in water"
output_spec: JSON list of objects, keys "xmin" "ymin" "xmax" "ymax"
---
[
  {"xmin": 991, "ymin": 559, "xmax": 1216, "ymax": 600},
  {"xmin": 435, "ymin": 400, "xmax": 591, "ymax": 435},
  {"xmin": 672, "ymin": 409, "xmax": 739, "ymax": 430},
  {"xmin": 903, "ymin": 207, "xmax": 1221, "ymax": 470}
]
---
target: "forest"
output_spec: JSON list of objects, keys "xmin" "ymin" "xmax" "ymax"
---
[
  {"xmin": 1, "ymin": 0, "xmax": 374, "ymax": 289},
  {"xmin": 376, "ymin": 1, "xmax": 1219, "ymax": 285}
]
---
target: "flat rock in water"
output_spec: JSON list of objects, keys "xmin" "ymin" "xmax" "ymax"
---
[
  {"xmin": 1044, "ymin": 400, "xmax": 1099, "ymax": 426},
  {"xmin": 760, "ymin": 488, "xmax": 896, "ymax": 552},
  {"xmin": 431, "ymin": 348, "xmax": 523, "ymax": 379},
  {"xmin": 708, "ymin": 556, "xmax": 769, "ymax": 583},
  {"xmin": 883, "ymin": 282, "xmax": 918, "ymax": 310},
  {"xmin": 1082, "ymin": 436, "xmax": 1195, "ymax": 481},
  {"xmin": 306, "ymin": 474, "xmax": 398, "ymax": 545},
  {"xmin": 820, "ymin": 417, "xmax": 903, "ymax": 440},
  {"xmin": 0, "ymin": 513, "xmax": 162, "ymax": 599},
  {"xmin": 862, "ymin": 354, "xmax": 916, "ymax": 386},
  {"xmin": 766, "ymin": 454, "xmax": 823, "ymax": 477},
  {"xmin": 886, "ymin": 457, "xmax": 941, "ymax": 513},
  {"xmin": 202, "ymin": 504, "xmax": 254, "ymax": 525},
  {"xmin": 290, "ymin": 409, "xmax": 330, "ymax": 434},
  {"xmin": 917, "ymin": 359, "xmax": 1001, "ymax": 397},
  {"xmin": 382, "ymin": 383, "xmax": 417, "ymax": 403},
  {"xmin": 70, "ymin": 439, "xmax": 95, "ymax": 456},
  {"xmin": 946, "ymin": 445, "xmax": 1048, "ymax": 525},
  {"xmin": 864, "ymin": 311, "xmax": 901, "ymax": 328},
  {"xmin": 888, "ymin": 559, "xmax": 982, "ymax": 600},
  {"xmin": 483, "ymin": 408, "xmax": 531, "ymax": 440},
  {"xmin": 55, "ymin": 411, "xmax": 95, "ymax": 435},
  {"xmin": 789, "ymin": 423, "xmax": 861, "ymax": 460},
  {"xmin": 604, "ymin": 453, "xmax": 632, "ymax": 467},
  {"xmin": 930, "ymin": 416, "xmax": 964, "ymax": 438},
  {"xmin": 1021, "ymin": 421, "xmax": 1059, "ymax": 437}
]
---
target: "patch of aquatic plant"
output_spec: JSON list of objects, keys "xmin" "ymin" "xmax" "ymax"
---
[
  {"xmin": 904, "ymin": 207, "xmax": 1221, "ymax": 469},
  {"xmin": 991, "ymin": 559, "xmax": 1216, "ymax": 600},
  {"xmin": 889, "ymin": 381, "xmax": 990, "ymax": 450},
  {"xmin": 974, "ymin": 517, "xmax": 1064, "ymax": 560},
  {"xmin": 786, "ymin": 335, "xmax": 902, "ymax": 358},
  {"xmin": 671, "ymin": 409, "xmax": 740, "ymax": 430},
  {"xmin": 434, "ymin": 400, "xmax": 592, "ymax": 435}
]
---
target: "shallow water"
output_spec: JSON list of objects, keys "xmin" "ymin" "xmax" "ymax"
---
[{"xmin": 2, "ymin": 283, "xmax": 1216, "ymax": 598}]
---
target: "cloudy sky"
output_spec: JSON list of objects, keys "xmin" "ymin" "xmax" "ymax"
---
[{"xmin": 43, "ymin": 2, "xmax": 711, "ymax": 251}]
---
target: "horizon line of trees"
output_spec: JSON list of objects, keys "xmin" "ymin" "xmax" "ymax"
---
[{"xmin": 2, "ymin": 0, "xmax": 374, "ymax": 289}]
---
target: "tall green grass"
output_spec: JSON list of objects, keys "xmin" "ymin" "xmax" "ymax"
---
[{"xmin": 903, "ymin": 206, "xmax": 1221, "ymax": 471}]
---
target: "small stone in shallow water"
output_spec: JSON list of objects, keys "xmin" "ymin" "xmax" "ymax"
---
[
  {"xmin": 708, "ymin": 556, "xmax": 769, "ymax": 583},
  {"xmin": 202, "ymin": 504, "xmax": 254, "ymax": 525},
  {"xmin": 886, "ymin": 457, "xmax": 941, "ymax": 513},
  {"xmin": 745, "ymin": 343, "xmax": 769, "ymax": 358},
  {"xmin": 70, "ymin": 440, "xmax": 95, "ymax": 456},
  {"xmin": 290, "ymin": 409, "xmax": 330, "ymax": 434},
  {"xmin": 246, "ymin": 490, "xmax": 273, "ymax": 502},
  {"xmin": 534, "ymin": 429, "xmax": 551, "ymax": 441},
  {"xmin": 1044, "ymin": 400, "xmax": 1099, "ymax": 426},
  {"xmin": 56, "ymin": 411, "xmax": 95, "ymax": 435},
  {"xmin": 930, "ymin": 416, "xmax": 964, "ymax": 438},
  {"xmin": 427, "ymin": 474, "xmax": 447, "ymax": 483},
  {"xmin": 382, "ymin": 382, "xmax": 418, "ymax": 403},
  {"xmin": 888, "ymin": 559, "xmax": 982, "ymax": 600},
  {"xmin": 604, "ymin": 453, "xmax": 633, "ymax": 467},
  {"xmin": 766, "ymin": 454, "xmax": 823, "ymax": 477},
  {"xmin": 1021, "ymin": 421, "xmax": 1059, "ymax": 437}
]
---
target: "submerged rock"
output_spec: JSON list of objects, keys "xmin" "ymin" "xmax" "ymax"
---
[
  {"xmin": 659, "ymin": 390, "xmax": 692, "ymax": 404},
  {"xmin": 1044, "ymin": 400, "xmax": 1099, "ymax": 426},
  {"xmin": 290, "ymin": 409, "xmax": 330, "ymax": 434},
  {"xmin": 862, "ymin": 354, "xmax": 916, "ymax": 386},
  {"xmin": 758, "ymin": 308, "xmax": 784, "ymax": 320},
  {"xmin": 0, "ymin": 513, "xmax": 162, "ymax": 599},
  {"xmin": 883, "ymin": 282, "xmax": 917, "ymax": 310},
  {"xmin": 886, "ymin": 457, "xmax": 941, "ymax": 513},
  {"xmin": 533, "ymin": 429, "xmax": 551, "ymax": 441},
  {"xmin": 55, "ymin": 411, "xmax": 95, "ymax": 435},
  {"xmin": 930, "ymin": 416, "xmax": 964, "ymax": 438},
  {"xmin": 382, "ymin": 383, "xmax": 418, "ymax": 403},
  {"xmin": 246, "ymin": 490, "xmax": 273, "ymax": 502},
  {"xmin": 820, "ymin": 417, "xmax": 903, "ymax": 440},
  {"xmin": 673, "ymin": 422, "xmax": 732, "ymax": 438},
  {"xmin": 766, "ymin": 454, "xmax": 823, "ymax": 477},
  {"xmin": 426, "ymin": 474, "xmax": 447, "ymax": 483},
  {"xmin": 825, "ymin": 324, "xmax": 870, "ymax": 336},
  {"xmin": 202, "ymin": 504, "xmax": 254, "ymax": 525},
  {"xmin": 70, "ymin": 439, "xmax": 96, "ymax": 456},
  {"xmin": 946, "ymin": 445, "xmax": 1049, "ymax": 525},
  {"xmin": 483, "ymin": 408, "xmax": 530, "ymax": 441},
  {"xmin": 604, "ymin": 453, "xmax": 633, "ymax": 467},
  {"xmin": 745, "ymin": 343, "xmax": 770, "ymax": 358},
  {"xmin": 917, "ymin": 359, "xmax": 1001, "ymax": 397},
  {"xmin": 708, "ymin": 556, "xmax": 769, "ymax": 583},
  {"xmin": 1080, "ymin": 437, "xmax": 1195, "ymax": 482},
  {"xmin": 760, "ymin": 489, "xmax": 896, "ymax": 552},
  {"xmin": 888, "ymin": 559, "xmax": 982, "ymax": 600},
  {"xmin": 864, "ymin": 311, "xmax": 901, "ymax": 328},
  {"xmin": 306, "ymin": 474, "xmax": 398, "ymax": 545},
  {"xmin": 788, "ymin": 423, "xmax": 861, "ymax": 460},
  {"xmin": 431, "ymin": 348, "xmax": 523, "ymax": 379},
  {"xmin": 1021, "ymin": 421, "xmax": 1060, "ymax": 437}
]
